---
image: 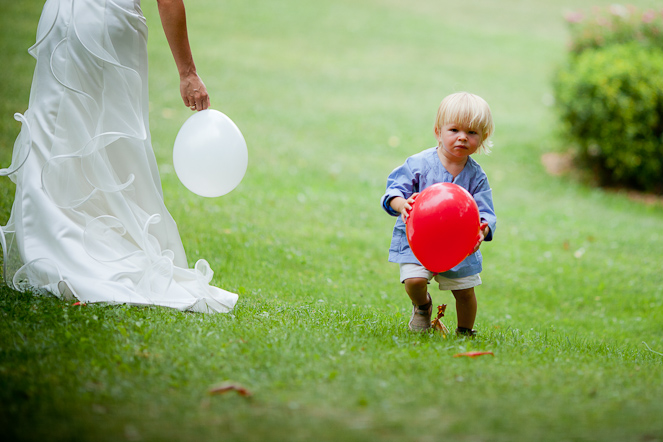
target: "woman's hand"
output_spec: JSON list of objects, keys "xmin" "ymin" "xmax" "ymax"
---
[{"xmin": 181, "ymin": 73, "xmax": 210, "ymax": 111}]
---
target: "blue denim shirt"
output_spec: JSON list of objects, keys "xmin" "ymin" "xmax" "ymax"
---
[{"xmin": 381, "ymin": 147, "xmax": 497, "ymax": 278}]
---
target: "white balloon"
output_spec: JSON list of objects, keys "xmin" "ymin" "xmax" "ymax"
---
[{"xmin": 173, "ymin": 109, "xmax": 248, "ymax": 197}]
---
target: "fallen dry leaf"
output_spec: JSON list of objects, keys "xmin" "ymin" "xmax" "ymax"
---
[
  {"xmin": 431, "ymin": 304, "xmax": 450, "ymax": 336},
  {"xmin": 209, "ymin": 382, "xmax": 252, "ymax": 397},
  {"xmin": 453, "ymin": 351, "xmax": 494, "ymax": 358}
]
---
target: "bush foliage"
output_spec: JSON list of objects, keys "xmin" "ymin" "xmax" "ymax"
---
[
  {"xmin": 564, "ymin": 5, "xmax": 663, "ymax": 55},
  {"xmin": 554, "ymin": 6, "xmax": 663, "ymax": 193},
  {"xmin": 554, "ymin": 43, "xmax": 663, "ymax": 192}
]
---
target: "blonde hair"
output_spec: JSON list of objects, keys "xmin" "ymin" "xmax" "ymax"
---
[{"xmin": 434, "ymin": 92, "xmax": 494, "ymax": 153}]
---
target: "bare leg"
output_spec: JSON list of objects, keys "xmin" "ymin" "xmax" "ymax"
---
[
  {"xmin": 404, "ymin": 277, "xmax": 432, "ymax": 331},
  {"xmin": 404, "ymin": 277, "xmax": 430, "ymax": 306},
  {"xmin": 452, "ymin": 287, "xmax": 477, "ymax": 330}
]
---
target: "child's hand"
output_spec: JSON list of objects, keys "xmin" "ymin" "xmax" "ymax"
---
[
  {"xmin": 389, "ymin": 194, "xmax": 419, "ymax": 223},
  {"xmin": 471, "ymin": 222, "xmax": 490, "ymax": 253},
  {"xmin": 400, "ymin": 193, "xmax": 419, "ymax": 222}
]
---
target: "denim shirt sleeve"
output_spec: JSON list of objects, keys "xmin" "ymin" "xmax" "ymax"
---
[
  {"xmin": 472, "ymin": 180, "xmax": 497, "ymax": 242},
  {"xmin": 380, "ymin": 155, "xmax": 422, "ymax": 217}
]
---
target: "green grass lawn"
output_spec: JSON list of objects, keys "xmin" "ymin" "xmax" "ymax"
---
[{"xmin": 1, "ymin": 0, "xmax": 662, "ymax": 441}]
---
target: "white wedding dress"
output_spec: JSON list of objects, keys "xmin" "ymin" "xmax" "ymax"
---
[{"xmin": 0, "ymin": 0, "xmax": 238, "ymax": 313}]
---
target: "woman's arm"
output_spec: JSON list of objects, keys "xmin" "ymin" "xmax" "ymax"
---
[{"xmin": 156, "ymin": 0, "xmax": 210, "ymax": 111}]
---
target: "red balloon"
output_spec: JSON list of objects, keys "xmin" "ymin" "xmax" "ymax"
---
[{"xmin": 405, "ymin": 183, "xmax": 481, "ymax": 273}]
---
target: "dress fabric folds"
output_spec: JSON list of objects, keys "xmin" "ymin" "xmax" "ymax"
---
[{"xmin": 0, "ymin": 0, "xmax": 238, "ymax": 313}]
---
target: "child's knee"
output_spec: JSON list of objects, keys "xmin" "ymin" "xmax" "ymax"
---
[
  {"xmin": 452, "ymin": 287, "xmax": 475, "ymax": 300},
  {"xmin": 404, "ymin": 277, "xmax": 428, "ymax": 291}
]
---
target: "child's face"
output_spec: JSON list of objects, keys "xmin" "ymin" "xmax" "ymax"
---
[{"xmin": 436, "ymin": 123, "xmax": 484, "ymax": 159}]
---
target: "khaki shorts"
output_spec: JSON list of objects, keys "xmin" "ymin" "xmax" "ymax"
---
[{"xmin": 399, "ymin": 263, "xmax": 481, "ymax": 291}]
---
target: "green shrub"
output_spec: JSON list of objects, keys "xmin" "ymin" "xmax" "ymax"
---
[
  {"xmin": 553, "ymin": 42, "xmax": 663, "ymax": 193},
  {"xmin": 564, "ymin": 5, "xmax": 663, "ymax": 56}
]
